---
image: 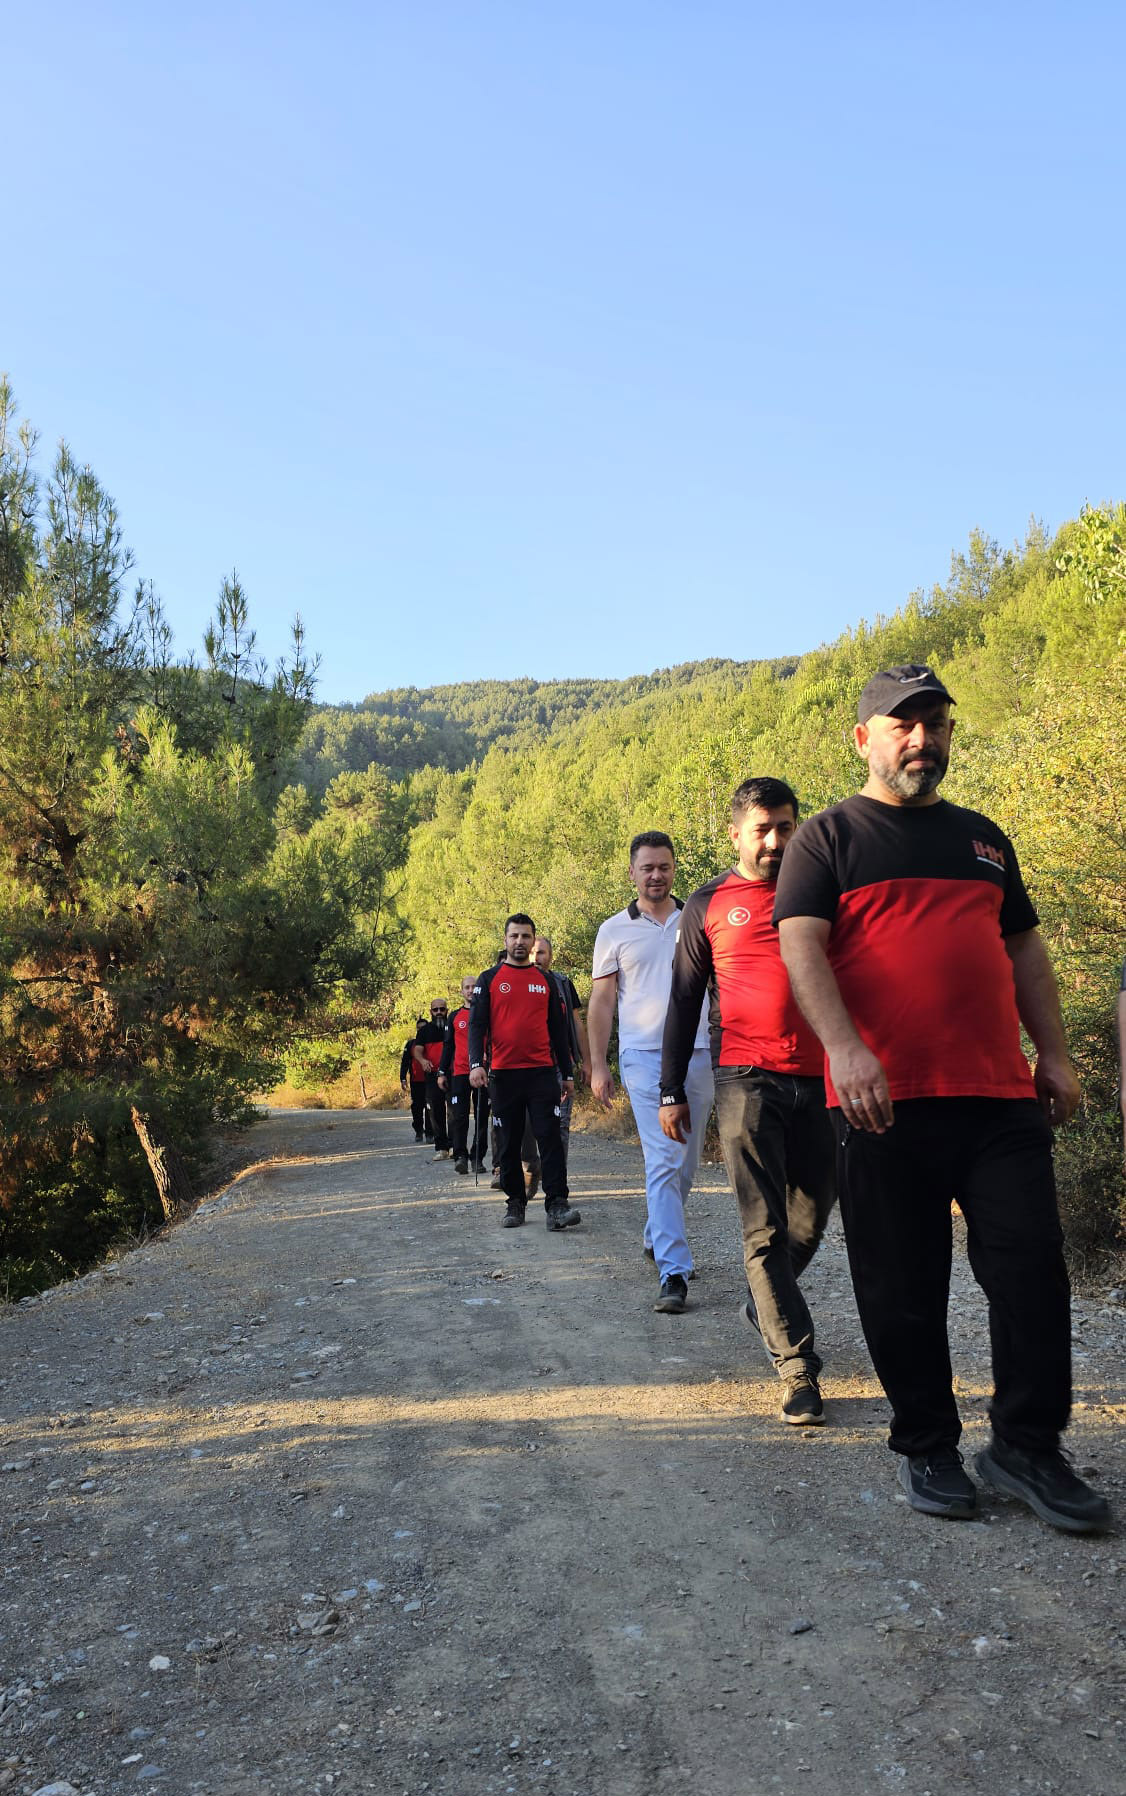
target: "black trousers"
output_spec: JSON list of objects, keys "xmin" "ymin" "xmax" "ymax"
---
[
  {"xmin": 448, "ymin": 1075, "xmax": 488, "ymax": 1164},
  {"xmin": 409, "ymin": 1085, "xmax": 429, "ymax": 1136},
  {"xmin": 836, "ymin": 1098, "xmax": 1071, "ymax": 1457},
  {"xmin": 424, "ymin": 1070, "xmax": 448, "ymax": 1151},
  {"xmin": 490, "ymin": 1068, "xmax": 568, "ymax": 1209},
  {"xmin": 713, "ymin": 1067, "xmax": 837, "ymax": 1378}
]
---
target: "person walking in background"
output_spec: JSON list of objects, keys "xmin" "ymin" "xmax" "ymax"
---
[
  {"xmin": 413, "ymin": 998, "xmax": 451, "ymax": 1161},
  {"xmin": 660, "ymin": 776, "xmax": 836, "ymax": 1424},
  {"xmin": 400, "ymin": 1025, "xmax": 432, "ymax": 1143},
  {"xmin": 775, "ymin": 663, "xmax": 1109, "ymax": 1531},
  {"xmin": 588, "ymin": 832, "xmax": 713, "ymax": 1314},
  {"xmin": 470, "ymin": 914, "xmax": 582, "ymax": 1231},
  {"xmin": 533, "ymin": 935, "xmax": 591, "ymax": 1171},
  {"xmin": 440, "ymin": 977, "xmax": 488, "ymax": 1176}
]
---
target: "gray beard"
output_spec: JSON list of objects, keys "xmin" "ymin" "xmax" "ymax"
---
[{"xmin": 875, "ymin": 758, "xmax": 946, "ymax": 799}]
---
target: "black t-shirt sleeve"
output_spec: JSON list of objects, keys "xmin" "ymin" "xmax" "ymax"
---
[
  {"xmin": 660, "ymin": 890, "xmax": 712, "ymax": 1102},
  {"xmin": 548, "ymin": 980, "xmax": 573, "ymax": 1077},
  {"xmin": 468, "ymin": 971, "xmax": 493, "ymax": 1068},
  {"xmin": 564, "ymin": 977, "xmax": 581, "ymax": 1011},
  {"xmin": 439, "ymin": 1017, "xmax": 460, "ymax": 1076},
  {"xmin": 399, "ymin": 1040, "xmax": 413, "ymax": 1081},
  {"xmin": 772, "ymin": 818, "xmax": 841, "ymax": 925}
]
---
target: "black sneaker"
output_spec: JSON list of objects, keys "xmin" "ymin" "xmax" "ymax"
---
[
  {"xmin": 975, "ymin": 1440, "xmax": 1111, "ymax": 1534},
  {"xmin": 413, "ymin": 1132, "xmax": 424, "ymax": 1144},
  {"xmin": 489, "ymin": 1171, "xmax": 503, "ymax": 1189},
  {"xmin": 654, "ymin": 1275, "xmax": 688, "ymax": 1314},
  {"xmin": 897, "ymin": 1448, "xmax": 977, "ymax": 1518},
  {"xmin": 545, "ymin": 1205, "xmax": 581, "ymax": 1230},
  {"xmin": 780, "ymin": 1373, "xmax": 825, "ymax": 1426},
  {"xmin": 502, "ymin": 1206, "xmax": 525, "ymax": 1228},
  {"xmin": 453, "ymin": 1156, "xmax": 469, "ymax": 1175}
]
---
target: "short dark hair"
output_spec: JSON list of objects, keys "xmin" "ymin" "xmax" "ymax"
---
[
  {"xmin": 730, "ymin": 777, "xmax": 800, "ymax": 824},
  {"xmin": 629, "ymin": 831, "xmax": 676, "ymax": 862},
  {"xmin": 505, "ymin": 912, "xmax": 536, "ymax": 934}
]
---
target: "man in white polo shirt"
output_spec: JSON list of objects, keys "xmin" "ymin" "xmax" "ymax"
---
[{"xmin": 588, "ymin": 831, "xmax": 713, "ymax": 1313}]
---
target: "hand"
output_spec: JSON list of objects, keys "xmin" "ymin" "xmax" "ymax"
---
[
  {"xmin": 437, "ymin": 1073, "xmax": 447, "ymax": 1090},
  {"xmin": 591, "ymin": 1066, "xmax": 615, "ymax": 1109},
  {"xmin": 659, "ymin": 1102, "xmax": 691, "ymax": 1144},
  {"xmin": 1034, "ymin": 1051, "xmax": 1080, "ymax": 1126},
  {"xmin": 827, "ymin": 1041, "xmax": 894, "ymax": 1133},
  {"xmin": 469, "ymin": 1067, "xmax": 488, "ymax": 1090},
  {"xmin": 561, "ymin": 1079, "xmax": 574, "ymax": 1099},
  {"xmin": 581, "ymin": 1059, "xmax": 592, "ymax": 1087}
]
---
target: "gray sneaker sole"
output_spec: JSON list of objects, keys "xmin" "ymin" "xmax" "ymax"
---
[{"xmin": 974, "ymin": 1448, "xmax": 1109, "ymax": 1534}]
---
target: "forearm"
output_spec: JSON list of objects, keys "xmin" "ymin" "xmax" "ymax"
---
[
  {"xmin": 586, "ymin": 982, "xmax": 616, "ymax": 1067},
  {"xmin": 1005, "ymin": 930, "xmax": 1069, "ymax": 1059},
  {"xmin": 779, "ymin": 929, "xmax": 864, "ymax": 1054}
]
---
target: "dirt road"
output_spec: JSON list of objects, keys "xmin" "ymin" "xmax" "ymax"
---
[{"xmin": 2, "ymin": 1109, "xmax": 1124, "ymax": 1796}]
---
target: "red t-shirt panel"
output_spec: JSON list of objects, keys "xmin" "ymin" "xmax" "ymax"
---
[
  {"xmin": 703, "ymin": 875, "xmax": 823, "ymax": 1074},
  {"xmin": 451, "ymin": 1009, "xmax": 470, "ymax": 1076},
  {"xmin": 773, "ymin": 795, "xmax": 1038, "ymax": 1107},
  {"xmin": 485, "ymin": 966, "xmax": 556, "ymax": 1070}
]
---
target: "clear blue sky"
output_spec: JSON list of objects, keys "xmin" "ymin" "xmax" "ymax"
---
[{"xmin": 6, "ymin": 2, "xmax": 1124, "ymax": 703}]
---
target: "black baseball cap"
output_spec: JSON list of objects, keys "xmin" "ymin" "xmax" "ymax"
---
[{"xmin": 857, "ymin": 664, "xmax": 956, "ymax": 724}]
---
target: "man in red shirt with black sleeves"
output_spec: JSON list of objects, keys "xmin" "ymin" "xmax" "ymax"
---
[
  {"xmin": 439, "ymin": 976, "xmax": 488, "ymax": 1176},
  {"xmin": 660, "ymin": 776, "xmax": 836, "ymax": 1423},
  {"xmin": 775, "ymin": 663, "xmax": 1109, "ymax": 1532},
  {"xmin": 469, "ymin": 914, "xmax": 581, "ymax": 1231}
]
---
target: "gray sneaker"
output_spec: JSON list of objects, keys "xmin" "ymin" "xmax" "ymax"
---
[{"xmin": 545, "ymin": 1205, "xmax": 581, "ymax": 1231}]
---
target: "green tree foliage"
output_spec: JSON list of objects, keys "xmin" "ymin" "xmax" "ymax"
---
[{"xmin": 0, "ymin": 381, "xmax": 407, "ymax": 1293}]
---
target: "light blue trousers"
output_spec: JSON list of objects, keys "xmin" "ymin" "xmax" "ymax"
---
[{"xmin": 620, "ymin": 1047, "xmax": 714, "ymax": 1281}]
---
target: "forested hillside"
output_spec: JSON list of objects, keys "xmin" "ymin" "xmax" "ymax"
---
[
  {"xmin": 384, "ymin": 512, "xmax": 1126, "ymax": 1263},
  {"xmin": 292, "ymin": 659, "xmax": 797, "ymax": 791}
]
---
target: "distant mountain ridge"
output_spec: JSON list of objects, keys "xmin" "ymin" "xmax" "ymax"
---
[{"xmin": 294, "ymin": 657, "xmax": 799, "ymax": 792}]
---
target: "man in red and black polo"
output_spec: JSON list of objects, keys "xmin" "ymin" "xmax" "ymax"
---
[
  {"xmin": 399, "ymin": 1025, "xmax": 432, "ymax": 1143},
  {"xmin": 660, "ymin": 776, "xmax": 836, "ymax": 1425},
  {"xmin": 775, "ymin": 663, "xmax": 1109, "ymax": 1531},
  {"xmin": 439, "ymin": 977, "xmax": 489, "ymax": 1176},
  {"xmin": 412, "ymin": 999, "xmax": 451, "ymax": 1160},
  {"xmin": 469, "ymin": 913, "xmax": 581, "ymax": 1231}
]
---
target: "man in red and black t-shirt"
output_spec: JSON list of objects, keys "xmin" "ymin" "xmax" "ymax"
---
[
  {"xmin": 469, "ymin": 913, "xmax": 581, "ymax": 1231},
  {"xmin": 439, "ymin": 977, "xmax": 489, "ymax": 1175},
  {"xmin": 412, "ymin": 999, "xmax": 451, "ymax": 1159},
  {"xmin": 775, "ymin": 663, "xmax": 1109, "ymax": 1532},
  {"xmin": 400, "ymin": 1026, "xmax": 432, "ymax": 1143},
  {"xmin": 660, "ymin": 776, "xmax": 836, "ymax": 1425}
]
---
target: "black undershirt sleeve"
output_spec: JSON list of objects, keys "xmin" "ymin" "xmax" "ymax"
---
[
  {"xmin": 660, "ymin": 891, "xmax": 713, "ymax": 1103},
  {"xmin": 439, "ymin": 1016, "xmax": 460, "ymax": 1077},
  {"xmin": 548, "ymin": 979, "xmax": 572, "ymax": 1079},
  {"xmin": 468, "ymin": 970, "xmax": 493, "ymax": 1070}
]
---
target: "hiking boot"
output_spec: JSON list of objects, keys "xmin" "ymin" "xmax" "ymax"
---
[
  {"xmin": 780, "ymin": 1372, "xmax": 825, "ymax": 1426},
  {"xmin": 524, "ymin": 1167, "xmax": 540, "ymax": 1201},
  {"xmin": 453, "ymin": 1156, "xmax": 469, "ymax": 1175},
  {"xmin": 975, "ymin": 1440, "xmax": 1111, "ymax": 1534},
  {"xmin": 654, "ymin": 1275, "xmax": 688, "ymax": 1314},
  {"xmin": 898, "ymin": 1448, "xmax": 977, "ymax": 1518},
  {"xmin": 545, "ymin": 1205, "xmax": 581, "ymax": 1231},
  {"xmin": 502, "ymin": 1205, "xmax": 525, "ymax": 1228}
]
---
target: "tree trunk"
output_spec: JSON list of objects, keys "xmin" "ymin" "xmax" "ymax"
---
[{"xmin": 130, "ymin": 1106, "xmax": 194, "ymax": 1223}]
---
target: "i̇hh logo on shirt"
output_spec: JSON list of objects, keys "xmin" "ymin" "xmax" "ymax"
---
[{"xmin": 727, "ymin": 906, "xmax": 752, "ymax": 927}]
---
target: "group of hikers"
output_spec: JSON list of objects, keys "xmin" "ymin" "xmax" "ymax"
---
[{"xmin": 399, "ymin": 664, "xmax": 1112, "ymax": 1538}]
